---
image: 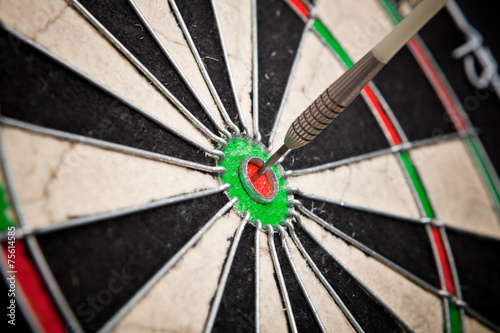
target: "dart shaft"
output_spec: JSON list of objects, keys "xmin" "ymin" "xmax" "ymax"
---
[
  {"xmin": 284, "ymin": 51, "xmax": 384, "ymax": 149},
  {"xmin": 253, "ymin": 144, "xmax": 289, "ymax": 180},
  {"xmin": 284, "ymin": 0, "xmax": 448, "ymax": 150},
  {"xmin": 258, "ymin": 0, "xmax": 448, "ymax": 176}
]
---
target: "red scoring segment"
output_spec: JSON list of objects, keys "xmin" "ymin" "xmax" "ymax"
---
[
  {"xmin": 287, "ymin": 0, "xmax": 310, "ymax": 20},
  {"xmin": 2, "ymin": 241, "xmax": 66, "ymax": 332},
  {"xmin": 247, "ymin": 163, "xmax": 271, "ymax": 197},
  {"xmin": 431, "ymin": 228, "xmax": 456, "ymax": 294}
]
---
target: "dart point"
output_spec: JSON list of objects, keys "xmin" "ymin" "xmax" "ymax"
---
[{"xmin": 239, "ymin": 157, "xmax": 279, "ymax": 204}]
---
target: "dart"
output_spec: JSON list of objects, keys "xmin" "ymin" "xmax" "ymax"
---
[{"xmin": 256, "ymin": 0, "xmax": 449, "ymax": 179}]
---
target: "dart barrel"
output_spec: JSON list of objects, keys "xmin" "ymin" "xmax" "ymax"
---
[{"xmin": 284, "ymin": 51, "xmax": 384, "ymax": 149}]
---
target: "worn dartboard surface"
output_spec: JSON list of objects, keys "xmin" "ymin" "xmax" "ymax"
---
[{"xmin": 1, "ymin": 0, "xmax": 500, "ymax": 332}]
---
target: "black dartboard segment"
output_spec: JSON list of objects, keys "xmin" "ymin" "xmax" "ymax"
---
[
  {"xmin": 171, "ymin": 0, "xmax": 241, "ymax": 129},
  {"xmin": 420, "ymin": 4, "xmax": 500, "ymax": 171},
  {"xmin": 77, "ymin": 0, "xmax": 216, "ymax": 134},
  {"xmin": 36, "ymin": 192, "xmax": 229, "ymax": 332},
  {"xmin": 0, "ymin": 29, "xmax": 210, "ymax": 165},
  {"xmin": 293, "ymin": 226, "xmax": 405, "ymax": 332},
  {"xmin": 446, "ymin": 228, "xmax": 500, "ymax": 327},
  {"xmin": 257, "ymin": 0, "xmax": 305, "ymax": 146},
  {"xmin": 283, "ymin": 96, "xmax": 390, "ymax": 170},
  {"xmin": 273, "ymin": 233, "xmax": 323, "ymax": 333},
  {"xmin": 298, "ymin": 195, "xmax": 440, "ymax": 288},
  {"xmin": 212, "ymin": 223, "xmax": 255, "ymax": 333},
  {"xmin": 372, "ymin": 46, "xmax": 456, "ymax": 142}
]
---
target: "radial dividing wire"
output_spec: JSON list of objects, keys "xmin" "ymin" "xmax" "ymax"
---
[
  {"xmin": 0, "ymin": 185, "xmax": 231, "ymax": 240},
  {"xmin": 0, "ymin": 127, "xmax": 85, "ymax": 332},
  {"xmin": 127, "ymin": 0, "xmax": 232, "ymax": 142},
  {"xmin": 266, "ymin": 19, "xmax": 312, "ymax": 152},
  {"xmin": 266, "ymin": 225, "xmax": 298, "ymax": 333},
  {"xmin": 291, "ymin": 211, "xmax": 412, "ymax": 332},
  {"xmin": 0, "ymin": 117, "xmax": 226, "ymax": 174},
  {"xmin": 209, "ymin": 0, "xmax": 251, "ymax": 137},
  {"xmin": 69, "ymin": 0, "xmax": 227, "ymax": 148},
  {"xmin": 284, "ymin": 221, "xmax": 364, "ymax": 333},
  {"xmin": 254, "ymin": 220, "xmax": 262, "ymax": 333},
  {"xmin": 204, "ymin": 212, "xmax": 250, "ymax": 333},
  {"xmin": 251, "ymin": 0, "xmax": 261, "ymax": 142},
  {"xmin": 167, "ymin": 0, "xmax": 241, "ymax": 137},
  {"xmin": 277, "ymin": 225, "xmax": 327, "ymax": 333},
  {"xmin": 295, "ymin": 203, "xmax": 440, "ymax": 296},
  {"xmin": 98, "ymin": 197, "xmax": 238, "ymax": 333},
  {"xmin": 1, "ymin": 24, "xmax": 225, "ymax": 160}
]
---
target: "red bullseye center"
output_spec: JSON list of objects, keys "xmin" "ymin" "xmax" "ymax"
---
[
  {"xmin": 238, "ymin": 156, "xmax": 279, "ymax": 204},
  {"xmin": 247, "ymin": 163, "xmax": 271, "ymax": 197}
]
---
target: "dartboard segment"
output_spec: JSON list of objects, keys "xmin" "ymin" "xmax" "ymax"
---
[
  {"xmin": 297, "ymin": 194, "xmax": 440, "ymax": 289},
  {"xmin": 256, "ymin": 0, "xmax": 306, "ymax": 147},
  {"xmin": 0, "ymin": 0, "xmax": 209, "ymax": 146},
  {"xmin": 0, "ymin": 30, "xmax": 213, "ymax": 165},
  {"xmin": 35, "ymin": 192, "xmax": 229, "ymax": 332},
  {"xmin": 74, "ymin": 0, "xmax": 223, "ymax": 139},
  {"xmin": 410, "ymin": 139, "xmax": 500, "ymax": 238},
  {"xmin": 109, "ymin": 209, "xmax": 240, "ymax": 332},
  {"xmin": 0, "ymin": 127, "xmax": 220, "ymax": 230},
  {"xmin": 203, "ymin": 215, "xmax": 250, "ymax": 332},
  {"xmin": 283, "ymin": 229, "xmax": 356, "ymax": 333},
  {"xmin": 257, "ymin": 228, "xmax": 288, "ymax": 332},
  {"xmin": 293, "ymin": 218, "xmax": 408, "ymax": 332},
  {"xmin": 465, "ymin": 315, "xmax": 497, "ymax": 333},
  {"xmin": 123, "ymin": 0, "xmax": 225, "ymax": 128},
  {"xmin": 315, "ymin": 0, "xmax": 393, "ymax": 62},
  {"xmin": 169, "ymin": 0, "xmax": 245, "ymax": 133},
  {"xmin": 212, "ymin": 0, "xmax": 254, "ymax": 137},
  {"xmin": 446, "ymin": 228, "xmax": 500, "ymax": 329},
  {"xmin": 211, "ymin": 222, "xmax": 256, "ymax": 332},
  {"xmin": 289, "ymin": 152, "xmax": 421, "ymax": 219},
  {"xmin": 300, "ymin": 212, "xmax": 444, "ymax": 332},
  {"xmin": 265, "ymin": 226, "xmax": 297, "ymax": 331},
  {"xmin": 271, "ymin": 230, "xmax": 325, "ymax": 332}
]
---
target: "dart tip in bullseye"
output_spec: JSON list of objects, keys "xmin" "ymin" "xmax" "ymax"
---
[
  {"xmin": 239, "ymin": 157, "xmax": 279, "ymax": 204},
  {"xmin": 253, "ymin": 144, "xmax": 290, "ymax": 183}
]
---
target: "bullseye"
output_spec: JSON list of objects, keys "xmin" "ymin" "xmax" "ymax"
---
[
  {"xmin": 239, "ymin": 157, "xmax": 279, "ymax": 204},
  {"xmin": 247, "ymin": 163, "xmax": 271, "ymax": 197},
  {"xmin": 218, "ymin": 137, "xmax": 291, "ymax": 227}
]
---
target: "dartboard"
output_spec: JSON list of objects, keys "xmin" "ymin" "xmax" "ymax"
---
[{"xmin": 1, "ymin": 0, "xmax": 499, "ymax": 332}]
